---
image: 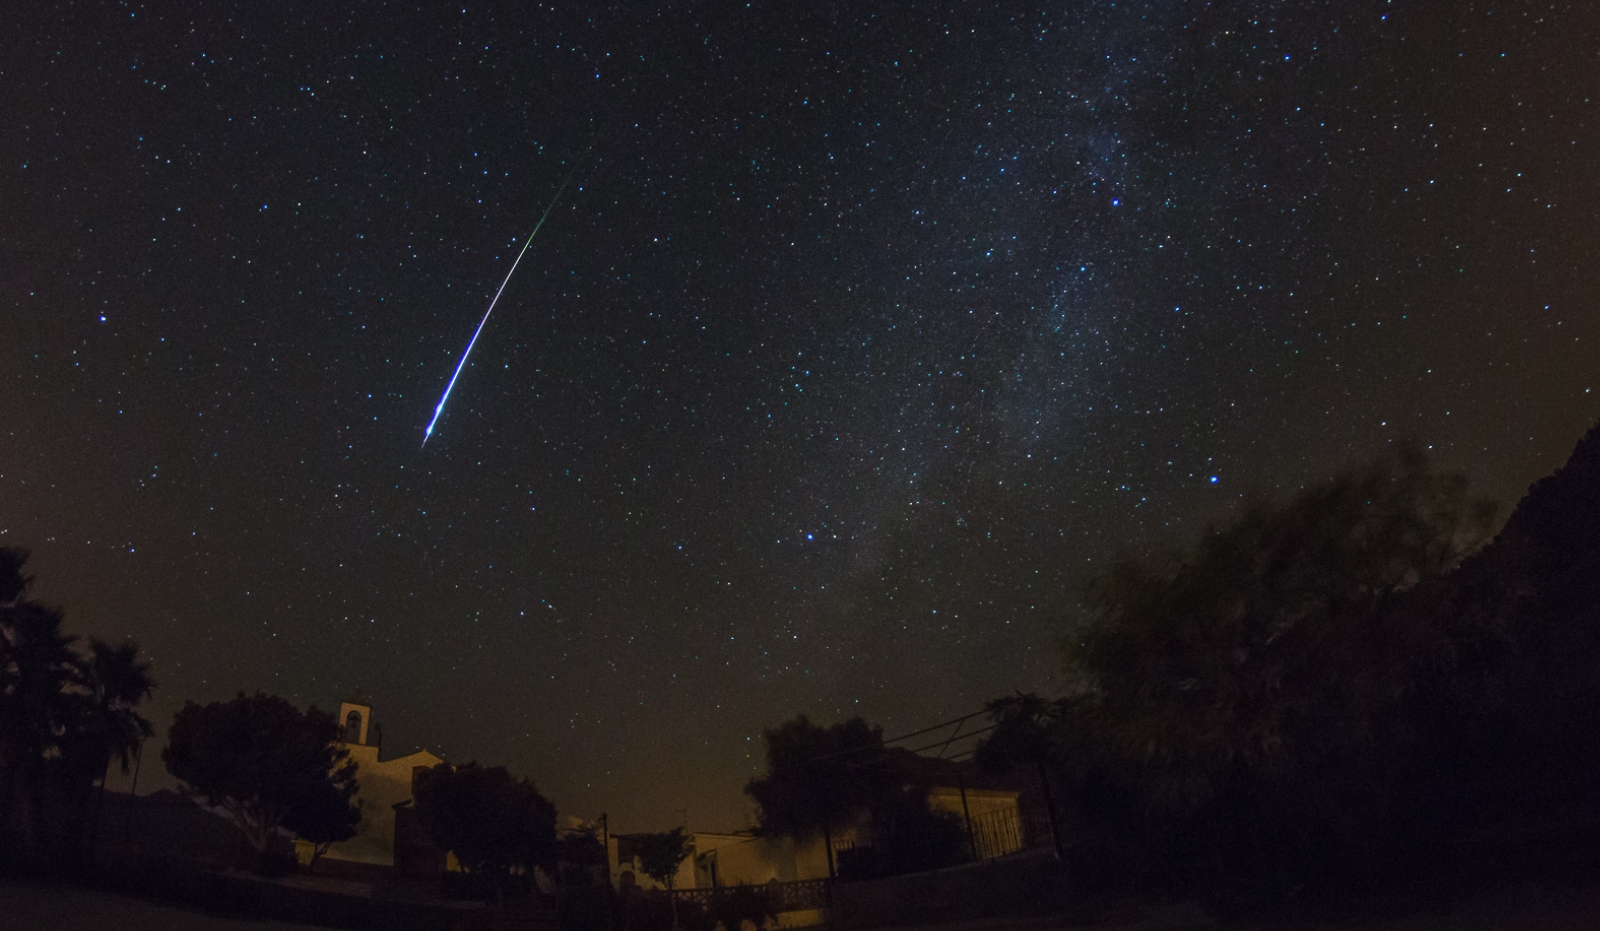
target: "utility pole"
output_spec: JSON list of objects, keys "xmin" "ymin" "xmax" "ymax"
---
[
  {"xmin": 956, "ymin": 773, "xmax": 979, "ymax": 863},
  {"xmin": 1037, "ymin": 761, "xmax": 1063, "ymax": 859}
]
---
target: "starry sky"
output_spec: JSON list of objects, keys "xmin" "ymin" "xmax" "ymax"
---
[{"xmin": 4, "ymin": 1, "xmax": 1598, "ymax": 832}]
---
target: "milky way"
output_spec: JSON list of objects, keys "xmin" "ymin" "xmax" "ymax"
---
[{"xmin": 3, "ymin": 1, "xmax": 1598, "ymax": 830}]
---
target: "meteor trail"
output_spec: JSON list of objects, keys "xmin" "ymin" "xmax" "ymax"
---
[{"xmin": 422, "ymin": 169, "xmax": 578, "ymax": 447}]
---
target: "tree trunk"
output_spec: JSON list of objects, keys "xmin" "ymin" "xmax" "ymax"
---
[
  {"xmin": 12, "ymin": 755, "xmax": 41, "ymax": 858},
  {"xmin": 86, "ymin": 754, "xmax": 112, "ymax": 860},
  {"xmin": 822, "ymin": 821, "xmax": 836, "ymax": 879}
]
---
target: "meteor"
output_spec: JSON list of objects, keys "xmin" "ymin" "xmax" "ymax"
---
[{"xmin": 422, "ymin": 168, "xmax": 577, "ymax": 447}]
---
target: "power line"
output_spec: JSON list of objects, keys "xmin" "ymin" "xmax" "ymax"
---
[
  {"xmin": 806, "ymin": 707, "xmax": 994, "ymax": 764},
  {"xmin": 881, "ymin": 708, "xmax": 992, "ymax": 747}
]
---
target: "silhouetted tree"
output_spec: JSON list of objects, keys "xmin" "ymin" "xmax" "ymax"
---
[
  {"xmin": 635, "ymin": 826, "xmax": 691, "ymax": 889},
  {"xmin": 0, "ymin": 548, "xmax": 29, "ymax": 606},
  {"xmin": 1073, "ymin": 447, "xmax": 1493, "ymax": 800},
  {"xmin": 1424, "ymin": 419, "xmax": 1600, "ymax": 832},
  {"xmin": 0, "ymin": 600, "xmax": 79, "ymax": 860},
  {"xmin": 555, "ymin": 820, "xmax": 609, "ymax": 886},
  {"xmin": 744, "ymin": 715, "xmax": 892, "ymax": 877},
  {"xmin": 284, "ymin": 775, "xmax": 361, "ymax": 868},
  {"xmin": 413, "ymin": 761, "xmax": 556, "ymax": 897},
  {"xmin": 1036, "ymin": 446, "xmax": 1501, "ymax": 896},
  {"xmin": 163, "ymin": 692, "xmax": 358, "ymax": 871},
  {"xmin": 76, "ymin": 640, "xmax": 156, "ymax": 776},
  {"xmin": 66, "ymin": 638, "xmax": 155, "ymax": 858},
  {"xmin": 0, "ymin": 546, "xmax": 155, "ymax": 865},
  {"xmin": 635, "ymin": 827, "xmax": 692, "ymax": 928},
  {"xmin": 977, "ymin": 693, "xmax": 1068, "ymax": 856}
]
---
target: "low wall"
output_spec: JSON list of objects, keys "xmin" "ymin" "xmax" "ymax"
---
[
  {"xmin": 308, "ymin": 855, "xmax": 399, "ymax": 885},
  {"xmin": 830, "ymin": 852, "xmax": 1069, "ymax": 930},
  {"xmin": 775, "ymin": 906, "xmax": 827, "ymax": 928},
  {"xmin": 87, "ymin": 854, "xmax": 512, "ymax": 930}
]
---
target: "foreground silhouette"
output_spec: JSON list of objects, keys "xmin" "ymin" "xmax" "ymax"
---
[
  {"xmin": 0, "ymin": 547, "xmax": 154, "ymax": 870},
  {"xmin": 976, "ymin": 427, "xmax": 1600, "ymax": 905}
]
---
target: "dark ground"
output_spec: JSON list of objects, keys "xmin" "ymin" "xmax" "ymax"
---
[
  {"xmin": 0, "ymin": 878, "xmax": 317, "ymax": 931},
  {"xmin": 7, "ymin": 869, "xmax": 1600, "ymax": 931}
]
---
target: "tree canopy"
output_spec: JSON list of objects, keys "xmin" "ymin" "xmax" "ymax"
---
[
  {"xmin": 633, "ymin": 826, "xmax": 692, "ymax": 890},
  {"xmin": 974, "ymin": 446, "xmax": 1540, "ymax": 896},
  {"xmin": 284, "ymin": 774, "xmax": 361, "ymax": 866},
  {"xmin": 162, "ymin": 692, "xmax": 359, "ymax": 859},
  {"xmin": 1064, "ymin": 446, "xmax": 1496, "ymax": 812},
  {"xmin": 977, "ymin": 693, "xmax": 1066, "ymax": 776},
  {"xmin": 744, "ymin": 715, "xmax": 893, "ymax": 844},
  {"xmin": 412, "ymin": 761, "xmax": 556, "ymax": 881},
  {"xmin": 745, "ymin": 714, "xmax": 974, "ymax": 879},
  {"xmin": 554, "ymin": 820, "xmax": 609, "ymax": 888}
]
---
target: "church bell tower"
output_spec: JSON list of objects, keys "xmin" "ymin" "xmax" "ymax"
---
[{"xmin": 337, "ymin": 700, "xmax": 372, "ymax": 745}]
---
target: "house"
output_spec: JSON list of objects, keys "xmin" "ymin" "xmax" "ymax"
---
[
  {"xmin": 927, "ymin": 785, "xmax": 1032, "ymax": 860},
  {"xmin": 610, "ymin": 829, "xmax": 824, "ymax": 890},
  {"xmin": 609, "ymin": 771, "xmax": 1025, "ymax": 890},
  {"xmin": 609, "ymin": 829, "xmax": 832, "ymax": 930},
  {"xmin": 294, "ymin": 700, "xmax": 447, "ymax": 875}
]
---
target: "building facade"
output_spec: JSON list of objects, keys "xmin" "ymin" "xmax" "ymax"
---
[
  {"xmin": 294, "ymin": 701, "xmax": 446, "ymax": 872},
  {"xmin": 608, "ymin": 782, "xmax": 1022, "ymax": 891}
]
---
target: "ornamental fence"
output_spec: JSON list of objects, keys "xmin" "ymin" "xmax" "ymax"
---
[
  {"xmin": 667, "ymin": 877, "xmax": 832, "ymax": 913},
  {"xmin": 967, "ymin": 804, "xmax": 1054, "ymax": 861}
]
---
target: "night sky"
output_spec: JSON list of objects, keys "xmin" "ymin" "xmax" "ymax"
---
[{"xmin": 4, "ymin": 1, "xmax": 1598, "ymax": 832}]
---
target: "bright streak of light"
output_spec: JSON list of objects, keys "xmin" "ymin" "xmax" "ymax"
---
[{"xmin": 422, "ymin": 171, "xmax": 576, "ymax": 447}]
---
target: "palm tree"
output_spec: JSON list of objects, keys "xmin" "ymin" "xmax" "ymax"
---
[
  {"xmin": 0, "ymin": 547, "xmax": 30, "ymax": 606},
  {"xmin": 79, "ymin": 640, "xmax": 155, "ymax": 772},
  {"xmin": 0, "ymin": 598, "xmax": 84, "ymax": 859},
  {"xmin": 74, "ymin": 639, "xmax": 155, "ymax": 855},
  {"xmin": 0, "ymin": 546, "xmax": 156, "ymax": 864}
]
